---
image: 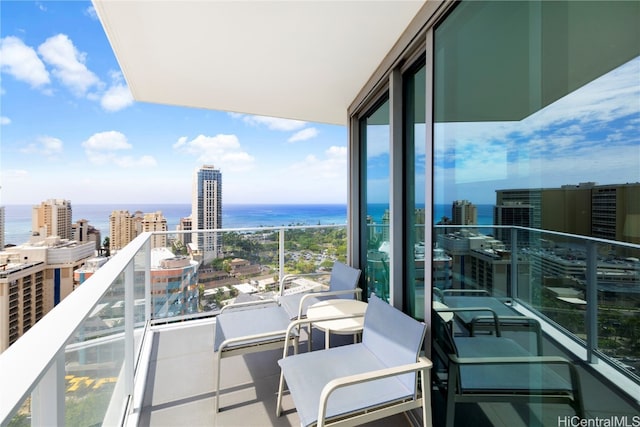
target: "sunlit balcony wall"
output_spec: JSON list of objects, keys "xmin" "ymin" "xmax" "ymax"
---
[{"xmin": 0, "ymin": 225, "xmax": 347, "ymax": 426}]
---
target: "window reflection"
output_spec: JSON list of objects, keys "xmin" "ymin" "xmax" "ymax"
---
[
  {"xmin": 361, "ymin": 99, "xmax": 390, "ymax": 301},
  {"xmin": 434, "ymin": 0, "xmax": 639, "ymax": 373}
]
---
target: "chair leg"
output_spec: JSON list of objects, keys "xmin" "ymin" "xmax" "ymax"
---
[
  {"xmin": 276, "ymin": 371, "xmax": 286, "ymax": 417},
  {"xmin": 445, "ymin": 367, "xmax": 458, "ymax": 427},
  {"xmin": 420, "ymin": 368, "xmax": 432, "ymax": 427},
  {"xmin": 214, "ymin": 352, "xmax": 223, "ymax": 413}
]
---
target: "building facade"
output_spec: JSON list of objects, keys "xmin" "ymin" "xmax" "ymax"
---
[
  {"xmin": 32, "ymin": 199, "xmax": 72, "ymax": 241},
  {"xmin": 72, "ymin": 219, "xmax": 102, "ymax": 251},
  {"xmin": 109, "ymin": 210, "xmax": 135, "ymax": 251},
  {"xmin": 451, "ymin": 200, "xmax": 477, "ymax": 225},
  {"xmin": 0, "ymin": 238, "xmax": 94, "ymax": 352},
  {"xmin": 495, "ymin": 183, "xmax": 640, "ymax": 246},
  {"xmin": 110, "ymin": 210, "xmax": 168, "ymax": 251},
  {"xmin": 192, "ymin": 165, "xmax": 222, "ymax": 261},
  {"xmin": 0, "ymin": 260, "xmax": 45, "ymax": 352},
  {"xmin": 142, "ymin": 211, "xmax": 168, "ymax": 249},
  {"xmin": 177, "ymin": 216, "xmax": 192, "ymax": 246}
]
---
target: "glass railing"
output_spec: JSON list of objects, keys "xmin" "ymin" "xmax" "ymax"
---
[
  {"xmin": 433, "ymin": 224, "xmax": 640, "ymax": 382},
  {"xmin": 0, "ymin": 224, "xmax": 347, "ymax": 426}
]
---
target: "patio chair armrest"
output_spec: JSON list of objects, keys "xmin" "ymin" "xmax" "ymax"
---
[
  {"xmin": 297, "ymin": 288, "xmax": 362, "ymax": 319},
  {"xmin": 450, "ymin": 355, "xmax": 572, "ymax": 366},
  {"xmin": 470, "ymin": 315, "xmax": 542, "ymax": 352},
  {"xmin": 220, "ymin": 298, "xmax": 278, "ymax": 314},
  {"xmin": 447, "ymin": 354, "xmax": 582, "ymax": 401},
  {"xmin": 218, "ymin": 327, "xmax": 295, "ymax": 353},
  {"xmin": 443, "ymin": 289, "xmax": 491, "ymax": 296},
  {"xmin": 280, "ymin": 312, "xmax": 366, "ymax": 359},
  {"xmin": 435, "ymin": 307, "xmax": 501, "ymax": 335},
  {"xmin": 317, "ymin": 357, "xmax": 433, "ymax": 427},
  {"xmin": 278, "ymin": 272, "xmax": 327, "ymax": 296}
]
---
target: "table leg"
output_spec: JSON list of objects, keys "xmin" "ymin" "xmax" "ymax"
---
[{"xmin": 325, "ymin": 330, "xmax": 330, "ymax": 349}]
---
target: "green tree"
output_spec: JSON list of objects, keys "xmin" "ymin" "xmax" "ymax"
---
[{"xmin": 102, "ymin": 237, "xmax": 111, "ymax": 257}]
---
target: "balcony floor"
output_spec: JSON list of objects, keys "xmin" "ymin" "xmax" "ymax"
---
[{"xmin": 136, "ymin": 318, "xmax": 639, "ymax": 427}]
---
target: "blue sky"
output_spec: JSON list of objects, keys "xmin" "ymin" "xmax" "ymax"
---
[
  {"xmin": 432, "ymin": 55, "xmax": 640, "ymax": 205},
  {"xmin": 1, "ymin": 2, "xmax": 638, "ymax": 208},
  {"xmin": 0, "ymin": 1, "xmax": 348, "ymax": 205}
]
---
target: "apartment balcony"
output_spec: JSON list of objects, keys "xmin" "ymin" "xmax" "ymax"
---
[{"xmin": 1, "ymin": 225, "xmax": 638, "ymax": 426}]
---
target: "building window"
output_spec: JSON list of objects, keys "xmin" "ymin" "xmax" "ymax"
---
[
  {"xmin": 403, "ymin": 59, "xmax": 427, "ymax": 319},
  {"xmin": 360, "ymin": 97, "xmax": 390, "ymax": 301},
  {"xmin": 433, "ymin": 0, "xmax": 639, "ymax": 297}
]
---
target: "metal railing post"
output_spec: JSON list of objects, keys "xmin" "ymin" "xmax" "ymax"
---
[
  {"xmin": 31, "ymin": 351, "xmax": 65, "ymax": 426},
  {"xmin": 510, "ymin": 227, "xmax": 518, "ymax": 300},
  {"xmin": 279, "ymin": 228, "xmax": 285, "ymax": 283},
  {"xmin": 145, "ymin": 240, "xmax": 151, "ymax": 322},
  {"xmin": 586, "ymin": 241, "xmax": 598, "ymax": 363},
  {"xmin": 125, "ymin": 259, "xmax": 134, "ymax": 397}
]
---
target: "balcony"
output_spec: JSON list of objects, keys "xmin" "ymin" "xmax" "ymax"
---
[{"xmin": 1, "ymin": 225, "xmax": 639, "ymax": 426}]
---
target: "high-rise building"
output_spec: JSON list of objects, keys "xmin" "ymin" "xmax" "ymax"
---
[
  {"xmin": 0, "ymin": 259, "xmax": 45, "ymax": 352},
  {"xmin": 110, "ymin": 210, "xmax": 168, "ymax": 251},
  {"xmin": 142, "ymin": 211, "xmax": 168, "ymax": 249},
  {"xmin": 0, "ymin": 237, "xmax": 94, "ymax": 352},
  {"xmin": 591, "ymin": 183, "xmax": 640, "ymax": 245},
  {"xmin": 110, "ymin": 210, "xmax": 136, "ymax": 251},
  {"xmin": 32, "ymin": 199, "xmax": 73, "ymax": 240},
  {"xmin": 177, "ymin": 216, "xmax": 193, "ymax": 246},
  {"xmin": 452, "ymin": 200, "xmax": 477, "ymax": 225},
  {"xmin": 192, "ymin": 165, "xmax": 222, "ymax": 261},
  {"xmin": 496, "ymin": 183, "xmax": 640, "ymax": 246},
  {"xmin": 72, "ymin": 219, "xmax": 102, "ymax": 252}
]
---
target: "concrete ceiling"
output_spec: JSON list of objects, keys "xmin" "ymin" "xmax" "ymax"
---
[{"xmin": 92, "ymin": 0, "xmax": 427, "ymax": 126}]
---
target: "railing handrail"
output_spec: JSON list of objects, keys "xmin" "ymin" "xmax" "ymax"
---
[
  {"xmin": 0, "ymin": 224, "xmax": 348, "ymax": 423},
  {"xmin": 0, "ymin": 231, "xmax": 153, "ymax": 422},
  {"xmin": 434, "ymin": 224, "xmax": 640, "ymax": 250},
  {"xmin": 1, "ymin": 222, "xmax": 637, "ymax": 423},
  {"xmin": 145, "ymin": 223, "xmax": 347, "ymax": 236}
]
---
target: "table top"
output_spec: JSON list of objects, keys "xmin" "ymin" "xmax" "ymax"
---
[{"xmin": 306, "ymin": 299, "xmax": 368, "ymax": 333}]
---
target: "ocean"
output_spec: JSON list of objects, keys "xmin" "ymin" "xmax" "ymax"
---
[{"xmin": 2, "ymin": 203, "xmax": 494, "ymax": 246}]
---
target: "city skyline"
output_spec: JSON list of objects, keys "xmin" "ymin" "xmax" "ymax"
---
[{"xmin": 0, "ymin": 1, "xmax": 348, "ymax": 206}]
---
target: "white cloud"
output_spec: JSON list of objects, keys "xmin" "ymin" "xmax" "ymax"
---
[
  {"xmin": 0, "ymin": 36, "xmax": 50, "ymax": 88},
  {"xmin": 174, "ymin": 134, "xmax": 255, "ymax": 171},
  {"xmin": 435, "ymin": 56, "xmax": 640, "ymax": 191},
  {"xmin": 289, "ymin": 145, "xmax": 347, "ymax": 179},
  {"xmin": 230, "ymin": 113, "xmax": 307, "ymax": 131},
  {"xmin": 38, "ymin": 34, "xmax": 101, "ymax": 97},
  {"xmin": 0, "ymin": 116, "xmax": 11, "ymax": 125},
  {"xmin": 100, "ymin": 72, "xmax": 134, "ymax": 112},
  {"xmin": 173, "ymin": 136, "xmax": 188, "ymax": 149},
  {"xmin": 82, "ymin": 131, "xmax": 156, "ymax": 168},
  {"xmin": 288, "ymin": 127, "xmax": 319, "ymax": 143},
  {"xmin": 21, "ymin": 136, "xmax": 63, "ymax": 158},
  {"xmin": 85, "ymin": 6, "xmax": 98, "ymax": 20},
  {"xmin": 82, "ymin": 131, "xmax": 131, "ymax": 151}
]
